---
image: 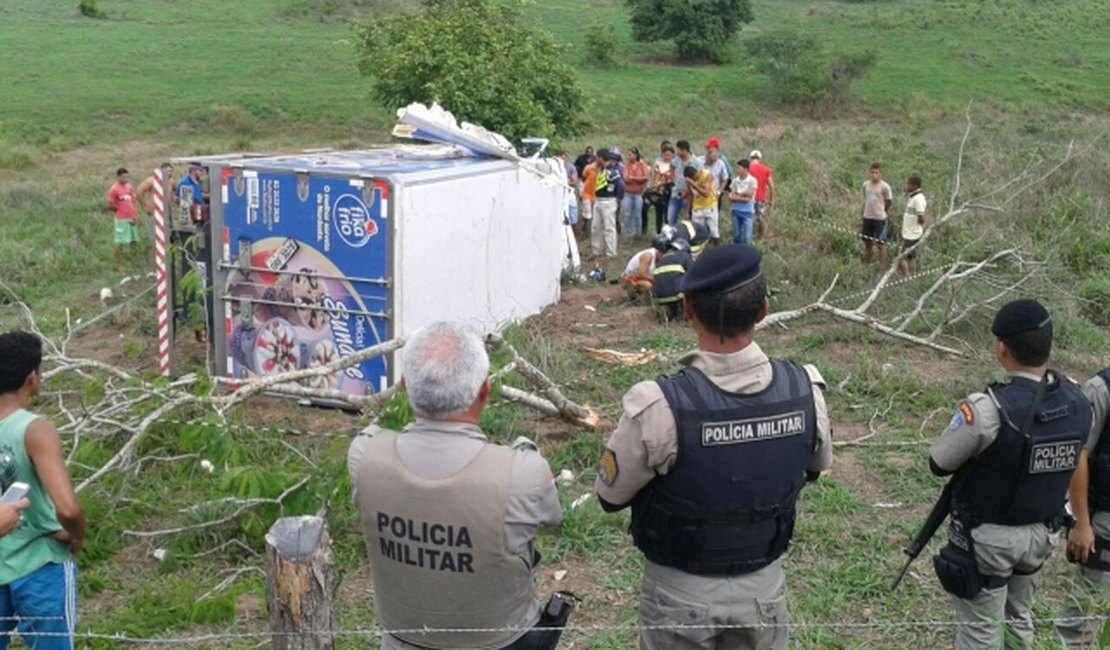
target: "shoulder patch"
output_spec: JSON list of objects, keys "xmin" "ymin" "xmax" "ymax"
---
[
  {"xmin": 958, "ymin": 402, "xmax": 975, "ymax": 426},
  {"xmin": 598, "ymin": 449, "xmax": 619, "ymax": 486}
]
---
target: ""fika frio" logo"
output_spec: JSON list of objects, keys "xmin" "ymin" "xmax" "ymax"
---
[{"xmin": 332, "ymin": 193, "xmax": 378, "ymax": 248}]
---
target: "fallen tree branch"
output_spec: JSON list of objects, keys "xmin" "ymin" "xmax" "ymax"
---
[
  {"xmin": 122, "ymin": 477, "xmax": 310, "ymax": 538},
  {"xmin": 487, "ymin": 334, "xmax": 599, "ymax": 428},
  {"xmin": 500, "ymin": 385, "xmax": 562, "ymax": 420}
]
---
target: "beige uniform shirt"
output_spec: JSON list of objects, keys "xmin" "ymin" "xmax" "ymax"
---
[
  {"xmin": 1082, "ymin": 373, "xmax": 1109, "ymax": 451},
  {"xmin": 929, "ymin": 371, "xmax": 1051, "ymax": 472},
  {"xmin": 595, "ymin": 342, "xmax": 833, "ymax": 507}
]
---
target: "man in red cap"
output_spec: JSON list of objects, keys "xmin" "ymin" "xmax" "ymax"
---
[{"xmin": 704, "ymin": 138, "xmax": 731, "ymax": 216}]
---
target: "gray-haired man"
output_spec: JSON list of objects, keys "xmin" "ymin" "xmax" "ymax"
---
[{"xmin": 348, "ymin": 322, "xmax": 566, "ymax": 650}]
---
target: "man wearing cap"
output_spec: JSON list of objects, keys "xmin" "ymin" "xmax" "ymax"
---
[
  {"xmin": 591, "ymin": 149, "xmax": 624, "ymax": 259},
  {"xmin": 176, "ymin": 164, "xmax": 207, "ymax": 225},
  {"xmin": 929, "ymin": 299, "xmax": 1091, "ymax": 649},
  {"xmin": 595, "ymin": 245, "xmax": 833, "ymax": 650},
  {"xmin": 1055, "ymin": 364, "xmax": 1110, "ymax": 648},
  {"xmin": 749, "ymin": 151, "xmax": 774, "ymax": 242},
  {"xmin": 704, "ymin": 140, "xmax": 731, "ymax": 214}
]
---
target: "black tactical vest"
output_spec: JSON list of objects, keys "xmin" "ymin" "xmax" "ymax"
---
[
  {"xmin": 651, "ymin": 251, "xmax": 692, "ymax": 305},
  {"xmin": 675, "ymin": 220, "xmax": 709, "ymax": 254},
  {"xmin": 951, "ymin": 372, "xmax": 1091, "ymax": 527},
  {"xmin": 631, "ymin": 360, "xmax": 817, "ymax": 575},
  {"xmin": 1089, "ymin": 369, "xmax": 1110, "ymax": 511}
]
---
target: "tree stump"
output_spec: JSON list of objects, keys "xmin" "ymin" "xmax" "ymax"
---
[{"xmin": 265, "ymin": 516, "xmax": 336, "ymax": 650}]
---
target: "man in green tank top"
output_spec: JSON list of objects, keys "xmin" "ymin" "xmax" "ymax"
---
[{"xmin": 0, "ymin": 331, "xmax": 85, "ymax": 650}]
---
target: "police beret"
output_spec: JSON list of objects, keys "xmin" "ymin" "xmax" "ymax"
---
[
  {"xmin": 680, "ymin": 244, "xmax": 762, "ymax": 295},
  {"xmin": 991, "ymin": 299, "xmax": 1051, "ymax": 338}
]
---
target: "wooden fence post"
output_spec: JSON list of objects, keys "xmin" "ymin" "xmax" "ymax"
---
[{"xmin": 265, "ymin": 516, "xmax": 336, "ymax": 649}]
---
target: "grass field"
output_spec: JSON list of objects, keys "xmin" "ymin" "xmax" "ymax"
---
[{"xmin": 1, "ymin": 0, "xmax": 1109, "ymax": 648}]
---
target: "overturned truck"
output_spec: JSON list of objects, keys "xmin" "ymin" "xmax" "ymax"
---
[{"xmin": 157, "ymin": 105, "xmax": 572, "ymax": 405}]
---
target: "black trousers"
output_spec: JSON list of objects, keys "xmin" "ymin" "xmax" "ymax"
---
[{"xmin": 643, "ymin": 187, "xmax": 672, "ymax": 234}]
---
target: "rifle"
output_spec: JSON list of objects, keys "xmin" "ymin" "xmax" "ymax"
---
[{"xmin": 890, "ymin": 481, "xmax": 953, "ymax": 591}]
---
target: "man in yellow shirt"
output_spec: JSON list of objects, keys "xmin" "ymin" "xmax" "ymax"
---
[{"xmin": 685, "ymin": 165, "xmax": 719, "ymax": 246}]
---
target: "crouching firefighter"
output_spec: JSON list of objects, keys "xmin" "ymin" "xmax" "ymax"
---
[
  {"xmin": 928, "ymin": 299, "xmax": 1091, "ymax": 650},
  {"xmin": 595, "ymin": 245, "xmax": 833, "ymax": 650},
  {"xmin": 663, "ymin": 220, "xmax": 710, "ymax": 258},
  {"xmin": 651, "ymin": 238, "xmax": 693, "ymax": 322},
  {"xmin": 1055, "ymin": 366, "xmax": 1110, "ymax": 648}
]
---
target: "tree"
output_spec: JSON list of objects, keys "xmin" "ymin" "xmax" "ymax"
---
[
  {"xmin": 626, "ymin": 0, "xmax": 754, "ymax": 63},
  {"xmin": 354, "ymin": 0, "xmax": 586, "ymax": 142}
]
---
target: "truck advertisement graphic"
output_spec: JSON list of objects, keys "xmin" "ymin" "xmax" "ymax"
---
[{"xmin": 222, "ymin": 172, "xmax": 392, "ymax": 395}]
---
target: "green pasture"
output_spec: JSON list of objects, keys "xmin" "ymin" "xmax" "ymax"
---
[{"xmin": 1, "ymin": 0, "xmax": 1108, "ymax": 152}]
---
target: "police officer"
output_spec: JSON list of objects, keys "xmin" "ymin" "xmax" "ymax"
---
[
  {"xmin": 651, "ymin": 238, "xmax": 693, "ymax": 322},
  {"xmin": 348, "ymin": 322, "xmax": 566, "ymax": 650},
  {"xmin": 929, "ymin": 299, "xmax": 1091, "ymax": 649},
  {"xmin": 1056, "ymin": 366, "xmax": 1110, "ymax": 648},
  {"xmin": 595, "ymin": 245, "xmax": 832, "ymax": 650}
]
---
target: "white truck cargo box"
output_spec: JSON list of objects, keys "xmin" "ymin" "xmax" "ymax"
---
[{"xmin": 202, "ymin": 145, "xmax": 566, "ymax": 398}]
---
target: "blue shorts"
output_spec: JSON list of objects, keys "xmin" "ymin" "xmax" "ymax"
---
[
  {"xmin": 566, "ymin": 201, "xmax": 579, "ymax": 226},
  {"xmin": 0, "ymin": 560, "xmax": 78, "ymax": 650}
]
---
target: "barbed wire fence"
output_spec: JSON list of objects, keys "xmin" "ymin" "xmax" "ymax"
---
[{"xmin": 2, "ymin": 614, "xmax": 1109, "ymax": 646}]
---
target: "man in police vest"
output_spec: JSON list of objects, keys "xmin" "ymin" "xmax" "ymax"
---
[
  {"xmin": 595, "ymin": 244, "xmax": 833, "ymax": 650},
  {"xmin": 929, "ymin": 299, "xmax": 1091, "ymax": 649},
  {"xmin": 1056, "ymin": 366, "xmax": 1110, "ymax": 648},
  {"xmin": 348, "ymin": 321, "xmax": 566, "ymax": 650}
]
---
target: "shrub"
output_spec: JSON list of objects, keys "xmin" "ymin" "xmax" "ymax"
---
[
  {"xmin": 626, "ymin": 0, "xmax": 754, "ymax": 63},
  {"xmin": 584, "ymin": 22, "xmax": 616, "ymax": 68},
  {"xmin": 78, "ymin": 0, "xmax": 107, "ymax": 19},
  {"xmin": 745, "ymin": 29, "xmax": 876, "ymax": 109},
  {"xmin": 354, "ymin": 0, "xmax": 586, "ymax": 142}
]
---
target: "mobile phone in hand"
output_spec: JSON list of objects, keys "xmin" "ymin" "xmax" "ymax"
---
[{"xmin": 1, "ymin": 482, "xmax": 29, "ymax": 504}]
